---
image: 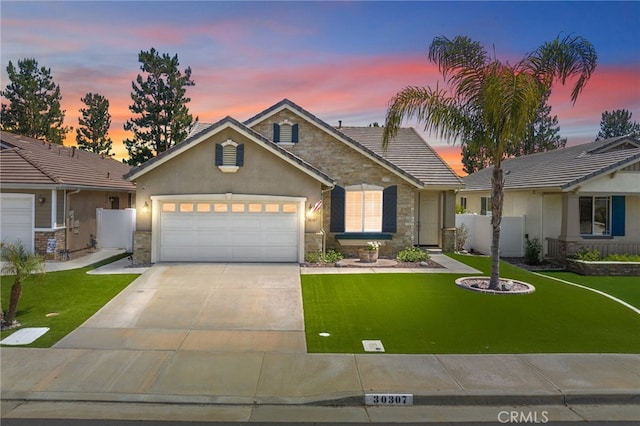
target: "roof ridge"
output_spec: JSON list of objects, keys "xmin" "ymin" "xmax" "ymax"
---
[{"xmin": 13, "ymin": 147, "xmax": 63, "ymax": 184}]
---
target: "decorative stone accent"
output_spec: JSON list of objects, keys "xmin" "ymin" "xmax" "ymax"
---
[
  {"xmin": 34, "ymin": 229, "xmax": 66, "ymax": 260},
  {"xmin": 133, "ymin": 231, "xmax": 152, "ymax": 265},
  {"xmin": 567, "ymin": 259, "xmax": 640, "ymax": 276},
  {"xmin": 441, "ymin": 227, "xmax": 456, "ymax": 253},
  {"xmin": 304, "ymin": 232, "xmax": 323, "ymax": 254}
]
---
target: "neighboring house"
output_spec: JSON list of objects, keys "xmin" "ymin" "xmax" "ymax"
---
[
  {"xmin": 125, "ymin": 99, "xmax": 463, "ymax": 264},
  {"xmin": 458, "ymin": 136, "xmax": 640, "ymax": 259},
  {"xmin": 0, "ymin": 131, "xmax": 135, "ymax": 259}
]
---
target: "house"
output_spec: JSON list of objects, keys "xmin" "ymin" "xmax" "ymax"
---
[
  {"xmin": 0, "ymin": 131, "xmax": 135, "ymax": 259},
  {"xmin": 125, "ymin": 99, "xmax": 463, "ymax": 264},
  {"xmin": 458, "ymin": 135, "xmax": 640, "ymax": 259}
]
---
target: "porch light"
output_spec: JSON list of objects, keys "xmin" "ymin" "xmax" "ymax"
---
[
  {"xmin": 142, "ymin": 201, "xmax": 150, "ymax": 213},
  {"xmin": 37, "ymin": 194, "xmax": 46, "ymax": 205}
]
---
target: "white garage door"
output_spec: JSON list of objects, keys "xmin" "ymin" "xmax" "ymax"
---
[
  {"xmin": 158, "ymin": 200, "xmax": 300, "ymax": 262},
  {"xmin": 0, "ymin": 194, "xmax": 34, "ymax": 252}
]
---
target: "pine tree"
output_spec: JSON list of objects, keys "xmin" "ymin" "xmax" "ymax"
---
[
  {"xmin": 76, "ymin": 93, "xmax": 113, "ymax": 155},
  {"xmin": 596, "ymin": 109, "xmax": 640, "ymax": 140},
  {"xmin": 1, "ymin": 58, "xmax": 71, "ymax": 144},
  {"xmin": 461, "ymin": 89, "xmax": 566, "ymax": 173},
  {"xmin": 123, "ymin": 48, "xmax": 196, "ymax": 166}
]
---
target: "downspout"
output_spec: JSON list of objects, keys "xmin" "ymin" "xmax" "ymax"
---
[{"xmin": 66, "ymin": 189, "xmax": 81, "ymax": 253}]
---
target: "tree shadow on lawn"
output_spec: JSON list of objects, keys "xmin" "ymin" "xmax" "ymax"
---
[{"xmin": 302, "ymin": 255, "xmax": 640, "ymax": 354}]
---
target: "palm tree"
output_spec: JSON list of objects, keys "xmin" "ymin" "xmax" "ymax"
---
[
  {"xmin": 1, "ymin": 241, "xmax": 45, "ymax": 327},
  {"xmin": 383, "ymin": 35, "xmax": 596, "ymax": 289}
]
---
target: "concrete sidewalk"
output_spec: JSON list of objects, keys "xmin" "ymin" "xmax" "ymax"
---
[{"xmin": 1, "ymin": 349, "xmax": 639, "ymax": 422}]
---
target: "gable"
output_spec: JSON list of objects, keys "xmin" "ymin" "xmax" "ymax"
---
[
  {"xmin": 125, "ymin": 117, "xmax": 333, "ymax": 186},
  {"xmin": 134, "ymin": 126, "xmax": 325, "ymax": 199},
  {"xmin": 245, "ymin": 100, "xmax": 424, "ymax": 188}
]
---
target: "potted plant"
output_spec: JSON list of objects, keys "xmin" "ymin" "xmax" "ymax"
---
[{"xmin": 358, "ymin": 241, "xmax": 380, "ymax": 263}]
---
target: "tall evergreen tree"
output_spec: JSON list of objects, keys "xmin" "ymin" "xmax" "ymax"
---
[
  {"xmin": 76, "ymin": 93, "xmax": 113, "ymax": 155},
  {"xmin": 461, "ymin": 89, "xmax": 566, "ymax": 174},
  {"xmin": 596, "ymin": 109, "xmax": 640, "ymax": 140},
  {"xmin": 1, "ymin": 58, "xmax": 71, "ymax": 144},
  {"xmin": 123, "ymin": 48, "xmax": 196, "ymax": 166}
]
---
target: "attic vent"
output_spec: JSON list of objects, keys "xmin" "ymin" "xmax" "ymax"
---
[{"xmin": 107, "ymin": 172, "xmax": 110, "ymax": 178}]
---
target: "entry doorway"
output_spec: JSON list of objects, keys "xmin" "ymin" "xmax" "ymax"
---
[{"xmin": 418, "ymin": 192, "xmax": 440, "ymax": 246}]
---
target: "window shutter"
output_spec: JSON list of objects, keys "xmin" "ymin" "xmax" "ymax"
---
[
  {"xmin": 273, "ymin": 123, "xmax": 280, "ymax": 142},
  {"xmin": 215, "ymin": 144, "xmax": 223, "ymax": 166},
  {"xmin": 382, "ymin": 185, "xmax": 397, "ymax": 233},
  {"xmin": 330, "ymin": 186, "xmax": 345, "ymax": 233},
  {"xmin": 236, "ymin": 144, "xmax": 244, "ymax": 166},
  {"xmin": 292, "ymin": 124, "xmax": 299, "ymax": 143},
  {"xmin": 612, "ymin": 196, "xmax": 625, "ymax": 236}
]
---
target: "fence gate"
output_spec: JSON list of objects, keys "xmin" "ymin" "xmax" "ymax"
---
[{"xmin": 96, "ymin": 208, "xmax": 135, "ymax": 252}]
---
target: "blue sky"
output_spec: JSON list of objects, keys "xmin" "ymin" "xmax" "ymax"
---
[{"xmin": 2, "ymin": 1, "xmax": 639, "ymax": 173}]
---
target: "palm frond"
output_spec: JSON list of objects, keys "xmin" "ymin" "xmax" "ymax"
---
[
  {"xmin": 525, "ymin": 34, "xmax": 597, "ymax": 104},
  {"xmin": 382, "ymin": 85, "xmax": 470, "ymax": 149}
]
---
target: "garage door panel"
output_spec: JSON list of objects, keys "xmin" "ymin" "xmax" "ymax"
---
[
  {"xmin": 0, "ymin": 195, "xmax": 34, "ymax": 253},
  {"xmin": 159, "ymin": 200, "xmax": 300, "ymax": 262}
]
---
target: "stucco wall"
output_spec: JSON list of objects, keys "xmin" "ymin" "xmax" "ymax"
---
[
  {"xmin": 250, "ymin": 110, "xmax": 417, "ymax": 255},
  {"xmin": 132, "ymin": 127, "xmax": 322, "ymax": 233}
]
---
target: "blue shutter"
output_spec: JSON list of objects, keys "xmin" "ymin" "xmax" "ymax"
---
[
  {"xmin": 330, "ymin": 186, "xmax": 345, "ymax": 233},
  {"xmin": 215, "ymin": 144, "xmax": 223, "ymax": 166},
  {"xmin": 292, "ymin": 124, "xmax": 299, "ymax": 143},
  {"xmin": 273, "ymin": 123, "xmax": 280, "ymax": 142},
  {"xmin": 611, "ymin": 196, "xmax": 625, "ymax": 236},
  {"xmin": 382, "ymin": 186, "xmax": 397, "ymax": 233},
  {"xmin": 236, "ymin": 144, "xmax": 244, "ymax": 167}
]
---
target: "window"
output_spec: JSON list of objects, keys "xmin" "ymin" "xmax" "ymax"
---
[
  {"xmin": 459, "ymin": 197, "xmax": 467, "ymax": 211},
  {"xmin": 580, "ymin": 196, "xmax": 610, "ymax": 235},
  {"xmin": 162, "ymin": 203, "xmax": 176, "ymax": 212},
  {"xmin": 345, "ymin": 186, "xmax": 383, "ymax": 232},
  {"xmin": 481, "ymin": 197, "xmax": 492, "ymax": 216},
  {"xmin": 215, "ymin": 140, "xmax": 244, "ymax": 172},
  {"xmin": 273, "ymin": 121, "xmax": 299, "ymax": 143}
]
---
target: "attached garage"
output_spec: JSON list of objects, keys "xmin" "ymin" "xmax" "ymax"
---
[
  {"xmin": 153, "ymin": 195, "xmax": 304, "ymax": 263},
  {"xmin": 0, "ymin": 193, "xmax": 34, "ymax": 252}
]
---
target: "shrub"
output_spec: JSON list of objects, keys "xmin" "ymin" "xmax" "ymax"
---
[
  {"xmin": 573, "ymin": 248, "xmax": 601, "ymax": 261},
  {"xmin": 305, "ymin": 250, "xmax": 344, "ymax": 264},
  {"xmin": 603, "ymin": 253, "xmax": 640, "ymax": 262},
  {"xmin": 397, "ymin": 246, "xmax": 429, "ymax": 262},
  {"xmin": 525, "ymin": 238, "xmax": 542, "ymax": 265},
  {"xmin": 455, "ymin": 204, "xmax": 467, "ymax": 214},
  {"xmin": 455, "ymin": 223, "xmax": 469, "ymax": 252},
  {"xmin": 323, "ymin": 249, "xmax": 344, "ymax": 263}
]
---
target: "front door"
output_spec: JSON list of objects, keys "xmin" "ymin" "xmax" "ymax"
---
[{"xmin": 418, "ymin": 192, "xmax": 440, "ymax": 246}]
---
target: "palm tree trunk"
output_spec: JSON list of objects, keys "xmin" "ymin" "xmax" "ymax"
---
[
  {"xmin": 5, "ymin": 281, "xmax": 23, "ymax": 324},
  {"xmin": 489, "ymin": 166, "xmax": 504, "ymax": 290}
]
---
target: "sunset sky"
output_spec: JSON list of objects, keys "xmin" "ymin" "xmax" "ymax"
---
[{"xmin": 2, "ymin": 1, "xmax": 639, "ymax": 175}]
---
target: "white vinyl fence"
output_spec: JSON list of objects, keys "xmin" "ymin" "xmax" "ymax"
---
[
  {"xmin": 96, "ymin": 208, "xmax": 136, "ymax": 252},
  {"xmin": 456, "ymin": 214, "xmax": 525, "ymax": 257}
]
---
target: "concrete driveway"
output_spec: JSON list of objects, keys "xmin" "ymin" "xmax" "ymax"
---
[{"xmin": 55, "ymin": 263, "xmax": 306, "ymax": 353}]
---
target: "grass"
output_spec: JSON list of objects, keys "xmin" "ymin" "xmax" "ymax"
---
[
  {"xmin": 540, "ymin": 271, "xmax": 640, "ymax": 309},
  {"xmin": 301, "ymin": 254, "xmax": 640, "ymax": 354},
  {"xmin": 0, "ymin": 255, "xmax": 140, "ymax": 348}
]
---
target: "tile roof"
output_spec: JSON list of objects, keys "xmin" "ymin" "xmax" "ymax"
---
[
  {"xmin": 0, "ymin": 131, "xmax": 135, "ymax": 190},
  {"xmin": 337, "ymin": 126, "xmax": 463, "ymax": 188},
  {"xmin": 124, "ymin": 116, "xmax": 335, "ymax": 186},
  {"xmin": 462, "ymin": 136, "xmax": 640, "ymax": 192},
  {"xmin": 245, "ymin": 99, "xmax": 458, "ymax": 188}
]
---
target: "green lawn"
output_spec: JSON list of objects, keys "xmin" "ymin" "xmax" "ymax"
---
[
  {"xmin": 1, "ymin": 255, "xmax": 140, "ymax": 348},
  {"xmin": 302, "ymin": 254, "xmax": 640, "ymax": 354},
  {"xmin": 540, "ymin": 271, "xmax": 640, "ymax": 309}
]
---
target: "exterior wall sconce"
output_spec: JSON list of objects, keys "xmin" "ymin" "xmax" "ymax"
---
[
  {"xmin": 37, "ymin": 194, "xmax": 46, "ymax": 205},
  {"xmin": 142, "ymin": 201, "xmax": 150, "ymax": 213}
]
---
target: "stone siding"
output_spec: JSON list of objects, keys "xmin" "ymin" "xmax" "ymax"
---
[
  {"xmin": 566, "ymin": 259, "xmax": 640, "ymax": 276},
  {"xmin": 252, "ymin": 111, "xmax": 416, "ymax": 256},
  {"xmin": 34, "ymin": 229, "xmax": 66, "ymax": 260},
  {"xmin": 133, "ymin": 231, "xmax": 152, "ymax": 265},
  {"xmin": 304, "ymin": 232, "xmax": 324, "ymax": 255}
]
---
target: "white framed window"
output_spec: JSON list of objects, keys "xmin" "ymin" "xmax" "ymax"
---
[
  {"xmin": 481, "ymin": 197, "xmax": 492, "ymax": 216},
  {"xmin": 345, "ymin": 184, "xmax": 383, "ymax": 232},
  {"xmin": 579, "ymin": 196, "xmax": 611, "ymax": 235}
]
